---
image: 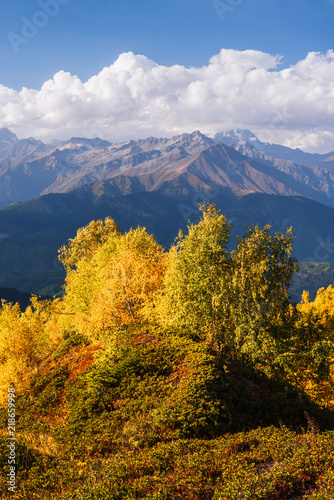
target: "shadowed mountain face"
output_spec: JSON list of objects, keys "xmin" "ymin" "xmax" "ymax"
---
[
  {"xmin": 0, "ymin": 127, "xmax": 334, "ymax": 288},
  {"xmin": 0, "ymin": 287, "xmax": 34, "ymax": 310},
  {"xmin": 0, "ymin": 169, "xmax": 334, "ymax": 277}
]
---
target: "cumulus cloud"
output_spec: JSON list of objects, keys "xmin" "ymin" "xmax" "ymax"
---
[{"xmin": 1, "ymin": 49, "xmax": 334, "ymax": 153}]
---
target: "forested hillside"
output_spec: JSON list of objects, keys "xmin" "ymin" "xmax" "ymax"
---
[{"xmin": 1, "ymin": 205, "xmax": 334, "ymax": 499}]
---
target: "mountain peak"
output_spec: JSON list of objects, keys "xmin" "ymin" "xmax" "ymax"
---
[
  {"xmin": 214, "ymin": 129, "xmax": 265, "ymax": 150},
  {"xmin": 213, "ymin": 128, "xmax": 334, "ymax": 166},
  {"xmin": 170, "ymin": 131, "xmax": 213, "ymax": 147},
  {"xmin": 66, "ymin": 137, "xmax": 112, "ymax": 149},
  {"xmin": 190, "ymin": 130, "xmax": 206, "ymax": 137},
  {"xmin": 0, "ymin": 128, "xmax": 18, "ymax": 149},
  {"xmin": 180, "ymin": 130, "xmax": 209, "ymax": 140}
]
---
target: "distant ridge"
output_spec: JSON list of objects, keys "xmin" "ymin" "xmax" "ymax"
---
[
  {"xmin": 0, "ymin": 127, "xmax": 334, "ymax": 290},
  {"xmin": 0, "ymin": 128, "xmax": 18, "ymax": 150},
  {"xmin": 0, "ymin": 286, "xmax": 34, "ymax": 310},
  {"xmin": 0, "ymin": 169, "xmax": 334, "ymax": 277},
  {"xmin": 0, "ymin": 127, "xmax": 334, "ymax": 208},
  {"xmin": 214, "ymin": 129, "xmax": 334, "ymax": 167}
]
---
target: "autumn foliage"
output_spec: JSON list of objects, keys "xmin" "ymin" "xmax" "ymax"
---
[
  {"xmin": 2, "ymin": 205, "xmax": 334, "ymax": 499},
  {"xmin": 0, "ymin": 204, "xmax": 334, "ymax": 406}
]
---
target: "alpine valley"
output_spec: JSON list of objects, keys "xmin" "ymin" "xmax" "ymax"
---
[{"xmin": 0, "ymin": 127, "xmax": 334, "ymax": 300}]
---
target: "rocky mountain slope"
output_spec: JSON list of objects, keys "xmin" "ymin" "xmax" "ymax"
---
[
  {"xmin": 214, "ymin": 129, "xmax": 334, "ymax": 168},
  {"xmin": 0, "ymin": 127, "xmax": 334, "ymax": 295},
  {"xmin": 1, "ymin": 128, "xmax": 334, "ymax": 209}
]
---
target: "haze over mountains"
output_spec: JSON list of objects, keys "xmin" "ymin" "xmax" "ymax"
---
[
  {"xmin": 1, "ymin": 127, "xmax": 334, "ymax": 208},
  {"xmin": 1, "ymin": 126, "xmax": 334, "ymax": 296},
  {"xmin": 214, "ymin": 129, "xmax": 334, "ymax": 167}
]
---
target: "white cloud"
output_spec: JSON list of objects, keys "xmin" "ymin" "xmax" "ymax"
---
[{"xmin": 1, "ymin": 48, "xmax": 334, "ymax": 153}]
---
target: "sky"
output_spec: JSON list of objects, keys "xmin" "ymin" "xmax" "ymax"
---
[{"xmin": 0, "ymin": 0, "xmax": 334, "ymax": 152}]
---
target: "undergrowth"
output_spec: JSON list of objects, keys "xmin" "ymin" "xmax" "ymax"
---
[{"xmin": 1, "ymin": 325, "xmax": 334, "ymax": 499}]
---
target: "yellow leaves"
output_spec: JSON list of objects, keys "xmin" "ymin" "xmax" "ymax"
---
[
  {"xmin": 294, "ymin": 286, "xmax": 334, "ymax": 407},
  {"xmin": 94, "ymin": 231, "xmax": 166, "ymax": 329},
  {"xmin": 298, "ymin": 285, "xmax": 334, "ymax": 337},
  {"xmin": 61, "ymin": 224, "xmax": 167, "ymax": 340},
  {"xmin": 301, "ymin": 290, "xmax": 310, "ymax": 304},
  {"xmin": 58, "ymin": 217, "xmax": 120, "ymax": 272},
  {"xmin": 0, "ymin": 296, "xmax": 61, "ymax": 404},
  {"xmin": 93, "ymin": 248, "xmax": 160, "ymax": 326},
  {"xmin": 0, "ymin": 301, "xmax": 31, "ymax": 363}
]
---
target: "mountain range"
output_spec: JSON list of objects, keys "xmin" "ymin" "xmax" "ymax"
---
[
  {"xmin": 1, "ymin": 127, "xmax": 334, "ymax": 208},
  {"xmin": 0, "ymin": 127, "xmax": 334, "ymax": 297}
]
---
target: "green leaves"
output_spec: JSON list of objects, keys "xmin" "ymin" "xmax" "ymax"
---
[
  {"xmin": 161, "ymin": 204, "xmax": 232, "ymax": 347},
  {"xmin": 230, "ymin": 224, "xmax": 298, "ymax": 363},
  {"xmin": 160, "ymin": 205, "xmax": 301, "ymax": 370}
]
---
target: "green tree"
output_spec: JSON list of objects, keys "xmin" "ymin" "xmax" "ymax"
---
[
  {"xmin": 230, "ymin": 224, "xmax": 298, "ymax": 365},
  {"xmin": 161, "ymin": 207, "xmax": 301, "ymax": 365},
  {"xmin": 160, "ymin": 204, "xmax": 232, "ymax": 349}
]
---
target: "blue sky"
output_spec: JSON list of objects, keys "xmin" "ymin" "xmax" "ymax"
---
[
  {"xmin": 0, "ymin": 0, "xmax": 333, "ymax": 152},
  {"xmin": 1, "ymin": 0, "xmax": 333, "ymax": 90}
]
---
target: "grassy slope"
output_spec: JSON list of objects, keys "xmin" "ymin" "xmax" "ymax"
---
[
  {"xmin": 0, "ymin": 271, "xmax": 66, "ymax": 297},
  {"xmin": 2, "ymin": 327, "xmax": 334, "ymax": 499}
]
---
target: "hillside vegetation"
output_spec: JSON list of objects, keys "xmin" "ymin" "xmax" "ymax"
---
[{"xmin": 1, "ymin": 205, "xmax": 334, "ymax": 499}]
